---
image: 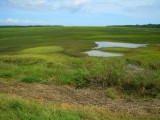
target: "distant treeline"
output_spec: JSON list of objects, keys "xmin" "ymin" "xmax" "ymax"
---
[
  {"xmin": 0, "ymin": 25, "xmax": 64, "ymax": 28},
  {"xmin": 108, "ymin": 24, "xmax": 160, "ymax": 28}
]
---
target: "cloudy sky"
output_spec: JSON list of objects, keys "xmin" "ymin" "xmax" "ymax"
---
[{"xmin": 0, "ymin": 0, "xmax": 160, "ymax": 26}]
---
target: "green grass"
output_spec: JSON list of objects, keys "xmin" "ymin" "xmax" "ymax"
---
[
  {"xmin": 125, "ymin": 46, "xmax": 160, "ymax": 69},
  {"xmin": 0, "ymin": 94, "xmax": 159, "ymax": 120},
  {"xmin": 0, "ymin": 94, "xmax": 81, "ymax": 120},
  {"xmin": 0, "ymin": 26, "xmax": 160, "ymax": 98}
]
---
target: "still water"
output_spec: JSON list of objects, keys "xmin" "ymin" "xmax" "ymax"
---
[
  {"xmin": 95, "ymin": 42, "xmax": 147, "ymax": 49},
  {"xmin": 84, "ymin": 42, "xmax": 147, "ymax": 57},
  {"xmin": 84, "ymin": 50, "xmax": 123, "ymax": 57}
]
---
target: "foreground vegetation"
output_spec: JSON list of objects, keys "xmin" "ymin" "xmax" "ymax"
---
[
  {"xmin": 0, "ymin": 26, "xmax": 160, "ymax": 119},
  {"xmin": 0, "ymin": 94, "xmax": 159, "ymax": 120}
]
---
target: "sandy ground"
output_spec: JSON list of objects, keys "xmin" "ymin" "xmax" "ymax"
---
[{"xmin": 0, "ymin": 81, "xmax": 160, "ymax": 115}]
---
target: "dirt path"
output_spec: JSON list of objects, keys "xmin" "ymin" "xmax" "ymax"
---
[{"xmin": 0, "ymin": 81, "xmax": 160, "ymax": 115}]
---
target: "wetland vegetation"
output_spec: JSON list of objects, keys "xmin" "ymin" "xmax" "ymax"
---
[{"xmin": 0, "ymin": 26, "xmax": 160, "ymax": 119}]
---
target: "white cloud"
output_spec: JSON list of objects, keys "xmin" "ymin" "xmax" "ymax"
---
[
  {"xmin": 88, "ymin": 0, "xmax": 160, "ymax": 17},
  {"xmin": 5, "ymin": 0, "xmax": 91, "ymax": 12},
  {"xmin": 5, "ymin": 18, "xmax": 20, "ymax": 23},
  {"xmin": 2, "ymin": 0, "xmax": 160, "ymax": 17},
  {"xmin": 0, "ymin": 18, "xmax": 46, "ymax": 25}
]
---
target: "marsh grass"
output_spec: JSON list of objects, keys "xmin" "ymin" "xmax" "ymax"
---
[
  {"xmin": 0, "ymin": 56, "xmax": 159, "ymax": 98},
  {"xmin": 0, "ymin": 27, "xmax": 160, "ymax": 98}
]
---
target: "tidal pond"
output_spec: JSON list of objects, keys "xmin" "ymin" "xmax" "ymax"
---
[
  {"xmin": 95, "ymin": 42, "xmax": 147, "ymax": 49},
  {"xmin": 84, "ymin": 42, "xmax": 147, "ymax": 57}
]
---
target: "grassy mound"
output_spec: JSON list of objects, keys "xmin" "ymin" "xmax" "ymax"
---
[{"xmin": 20, "ymin": 46, "xmax": 63, "ymax": 55}]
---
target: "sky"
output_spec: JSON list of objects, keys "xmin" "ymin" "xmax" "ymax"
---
[{"xmin": 0, "ymin": 0, "xmax": 160, "ymax": 26}]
